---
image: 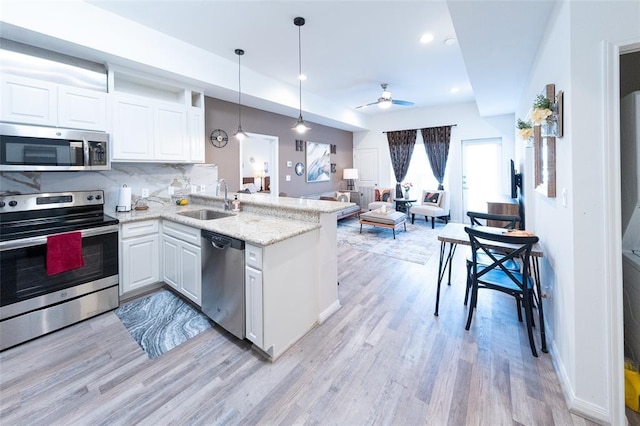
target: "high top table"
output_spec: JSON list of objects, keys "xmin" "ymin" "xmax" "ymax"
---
[{"xmin": 435, "ymin": 222, "xmax": 547, "ymax": 353}]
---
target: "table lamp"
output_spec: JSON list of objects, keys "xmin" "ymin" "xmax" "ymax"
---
[{"xmin": 343, "ymin": 168, "xmax": 358, "ymax": 190}]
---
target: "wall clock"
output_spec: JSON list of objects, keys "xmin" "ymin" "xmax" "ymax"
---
[
  {"xmin": 210, "ymin": 129, "xmax": 228, "ymax": 148},
  {"xmin": 295, "ymin": 162, "xmax": 305, "ymax": 176}
]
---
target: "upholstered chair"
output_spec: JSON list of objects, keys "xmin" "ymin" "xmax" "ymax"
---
[
  {"xmin": 368, "ymin": 187, "xmax": 394, "ymax": 211},
  {"xmin": 410, "ymin": 190, "xmax": 450, "ymax": 228}
]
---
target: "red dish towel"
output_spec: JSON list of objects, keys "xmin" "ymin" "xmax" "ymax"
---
[{"xmin": 46, "ymin": 232, "xmax": 85, "ymax": 276}]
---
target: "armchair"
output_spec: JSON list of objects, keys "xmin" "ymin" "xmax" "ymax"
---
[
  {"xmin": 410, "ymin": 190, "xmax": 450, "ymax": 228},
  {"xmin": 368, "ymin": 187, "xmax": 394, "ymax": 211}
]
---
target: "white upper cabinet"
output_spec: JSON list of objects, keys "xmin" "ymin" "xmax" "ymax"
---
[
  {"xmin": 108, "ymin": 67, "xmax": 204, "ymax": 163},
  {"xmin": 58, "ymin": 86, "xmax": 107, "ymax": 131},
  {"xmin": 1, "ymin": 74, "xmax": 106, "ymax": 131}
]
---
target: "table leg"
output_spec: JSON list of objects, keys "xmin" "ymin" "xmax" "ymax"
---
[
  {"xmin": 531, "ymin": 257, "xmax": 548, "ymax": 353},
  {"xmin": 435, "ymin": 241, "xmax": 457, "ymax": 316}
]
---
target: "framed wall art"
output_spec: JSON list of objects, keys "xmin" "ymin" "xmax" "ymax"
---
[{"xmin": 306, "ymin": 141, "xmax": 331, "ymax": 183}]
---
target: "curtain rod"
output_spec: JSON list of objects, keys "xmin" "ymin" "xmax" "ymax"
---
[{"xmin": 382, "ymin": 124, "xmax": 457, "ymax": 134}]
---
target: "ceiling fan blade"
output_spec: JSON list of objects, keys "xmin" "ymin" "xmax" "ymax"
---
[
  {"xmin": 392, "ymin": 99, "xmax": 414, "ymax": 106},
  {"xmin": 355, "ymin": 100, "xmax": 380, "ymax": 109}
]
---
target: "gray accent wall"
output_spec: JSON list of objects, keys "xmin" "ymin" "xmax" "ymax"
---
[{"xmin": 205, "ymin": 97, "xmax": 353, "ymax": 197}]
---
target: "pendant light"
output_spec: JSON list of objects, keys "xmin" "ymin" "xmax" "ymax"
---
[
  {"xmin": 233, "ymin": 48, "xmax": 249, "ymax": 140},
  {"xmin": 292, "ymin": 17, "xmax": 310, "ymax": 134}
]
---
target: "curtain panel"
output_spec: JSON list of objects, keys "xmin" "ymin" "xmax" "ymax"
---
[
  {"xmin": 386, "ymin": 130, "xmax": 417, "ymax": 198},
  {"xmin": 421, "ymin": 126, "xmax": 453, "ymax": 190}
]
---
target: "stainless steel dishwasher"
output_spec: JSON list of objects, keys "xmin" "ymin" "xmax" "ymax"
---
[{"xmin": 201, "ymin": 230, "xmax": 245, "ymax": 339}]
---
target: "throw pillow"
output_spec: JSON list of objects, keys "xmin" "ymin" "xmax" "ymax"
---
[
  {"xmin": 423, "ymin": 192, "xmax": 440, "ymax": 205},
  {"xmin": 335, "ymin": 191, "xmax": 351, "ymax": 203},
  {"xmin": 375, "ymin": 188, "xmax": 392, "ymax": 202}
]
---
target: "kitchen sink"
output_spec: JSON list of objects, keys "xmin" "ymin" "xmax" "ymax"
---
[{"xmin": 177, "ymin": 209, "xmax": 234, "ymax": 220}]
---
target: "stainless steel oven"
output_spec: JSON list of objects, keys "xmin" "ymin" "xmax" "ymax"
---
[{"xmin": 0, "ymin": 190, "xmax": 119, "ymax": 350}]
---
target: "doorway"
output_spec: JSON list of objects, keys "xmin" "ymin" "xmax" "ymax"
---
[
  {"xmin": 239, "ymin": 133, "xmax": 279, "ymax": 196},
  {"xmin": 461, "ymin": 138, "xmax": 502, "ymax": 220}
]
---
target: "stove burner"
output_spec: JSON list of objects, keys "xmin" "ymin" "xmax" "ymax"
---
[{"xmin": 0, "ymin": 190, "xmax": 118, "ymax": 242}]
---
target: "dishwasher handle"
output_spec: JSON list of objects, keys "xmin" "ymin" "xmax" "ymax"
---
[{"xmin": 210, "ymin": 239, "xmax": 228, "ymax": 250}]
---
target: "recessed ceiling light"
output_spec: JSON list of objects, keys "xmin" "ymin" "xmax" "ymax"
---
[
  {"xmin": 450, "ymin": 87, "xmax": 459, "ymax": 94},
  {"xmin": 444, "ymin": 37, "xmax": 456, "ymax": 46},
  {"xmin": 419, "ymin": 33, "xmax": 434, "ymax": 44}
]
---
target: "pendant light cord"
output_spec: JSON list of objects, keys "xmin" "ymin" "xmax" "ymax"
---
[
  {"xmin": 298, "ymin": 23, "xmax": 302, "ymax": 117},
  {"xmin": 238, "ymin": 52, "xmax": 242, "ymax": 122}
]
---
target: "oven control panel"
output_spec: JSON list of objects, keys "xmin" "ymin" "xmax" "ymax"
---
[{"xmin": 0, "ymin": 190, "xmax": 105, "ymax": 212}]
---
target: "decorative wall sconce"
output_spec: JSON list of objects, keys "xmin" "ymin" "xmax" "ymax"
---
[
  {"xmin": 330, "ymin": 163, "xmax": 336, "ymax": 173},
  {"xmin": 532, "ymin": 84, "xmax": 563, "ymax": 138},
  {"xmin": 330, "ymin": 144, "xmax": 337, "ymax": 154},
  {"xmin": 295, "ymin": 139, "xmax": 304, "ymax": 151}
]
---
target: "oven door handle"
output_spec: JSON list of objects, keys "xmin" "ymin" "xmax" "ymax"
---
[{"xmin": 0, "ymin": 225, "xmax": 119, "ymax": 251}]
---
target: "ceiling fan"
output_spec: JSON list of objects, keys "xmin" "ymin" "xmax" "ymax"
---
[{"xmin": 355, "ymin": 83, "xmax": 415, "ymax": 110}]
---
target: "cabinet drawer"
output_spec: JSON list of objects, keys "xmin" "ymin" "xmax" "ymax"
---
[
  {"xmin": 245, "ymin": 243, "xmax": 262, "ymax": 270},
  {"xmin": 162, "ymin": 220, "xmax": 201, "ymax": 247},
  {"xmin": 121, "ymin": 220, "xmax": 159, "ymax": 238}
]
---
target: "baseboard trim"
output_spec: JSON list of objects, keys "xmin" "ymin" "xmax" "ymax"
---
[
  {"xmin": 550, "ymin": 338, "xmax": 611, "ymax": 424},
  {"xmin": 319, "ymin": 299, "xmax": 341, "ymax": 323}
]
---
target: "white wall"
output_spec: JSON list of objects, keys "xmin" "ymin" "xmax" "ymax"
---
[
  {"xmin": 517, "ymin": 1, "xmax": 640, "ymax": 423},
  {"xmin": 354, "ymin": 101, "xmax": 515, "ymax": 222}
]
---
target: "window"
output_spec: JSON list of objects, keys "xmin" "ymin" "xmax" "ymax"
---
[{"xmin": 403, "ymin": 134, "xmax": 442, "ymax": 198}]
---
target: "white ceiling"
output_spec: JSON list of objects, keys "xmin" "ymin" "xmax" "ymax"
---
[{"xmin": 85, "ymin": 0, "xmax": 557, "ymax": 120}]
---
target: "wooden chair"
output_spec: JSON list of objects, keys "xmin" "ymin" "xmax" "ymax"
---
[
  {"xmin": 464, "ymin": 226, "xmax": 540, "ymax": 356},
  {"xmin": 464, "ymin": 211, "xmax": 521, "ymax": 305}
]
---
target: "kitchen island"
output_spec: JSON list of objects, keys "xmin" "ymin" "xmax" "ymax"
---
[{"xmin": 116, "ymin": 193, "xmax": 349, "ymax": 360}]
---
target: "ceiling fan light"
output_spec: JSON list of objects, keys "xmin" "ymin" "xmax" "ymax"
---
[
  {"xmin": 381, "ymin": 90, "xmax": 392, "ymax": 100},
  {"xmin": 378, "ymin": 99, "xmax": 392, "ymax": 109},
  {"xmin": 298, "ymin": 73, "xmax": 307, "ymax": 81}
]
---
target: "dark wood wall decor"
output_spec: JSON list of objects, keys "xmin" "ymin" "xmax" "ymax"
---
[{"xmin": 534, "ymin": 113, "xmax": 556, "ymax": 198}]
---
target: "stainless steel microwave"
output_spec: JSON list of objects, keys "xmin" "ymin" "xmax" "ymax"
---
[{"xmin": 0, "ymin": 123, "xmax": 110, "ymax": 172}]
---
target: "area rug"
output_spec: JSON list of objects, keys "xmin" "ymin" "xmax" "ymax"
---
[
  {"xmin": 115, "ymin": 290, "xmax": 212, "ymax": 359},
  {"xmin": 337, "ymin": 216, "xmax": 441, "ymax": 265}
]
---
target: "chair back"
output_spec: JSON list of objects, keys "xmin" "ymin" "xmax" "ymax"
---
[
  {"xmin": 467, "ymin": 211, "xmax": 519, "ymax": 229},
  {"xmin": 464, "ymin": 226, "xmax": 538, "ymax": 284}
]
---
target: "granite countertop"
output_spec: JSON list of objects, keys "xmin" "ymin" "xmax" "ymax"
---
[
  {"xmin": 191, "ymin": 192, "xmax": 354, "ymax": 214},
  {"xmin": 114, "ymin": 203, "xmax": 321, "ymax": 246}
]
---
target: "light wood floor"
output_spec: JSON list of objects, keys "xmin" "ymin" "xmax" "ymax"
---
[{"xmin": 0, "ymin": 234, "xmax": 617, "ymax": 425}]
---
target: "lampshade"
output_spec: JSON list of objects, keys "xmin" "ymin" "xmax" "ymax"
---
[
  {"xmin": 291, "ymin": 17, "xmax": 311, "ymax": 134},
  {"xmin": 233, "ymin": 48, "xmax": 249, "ymax": 140},
  {"xmin": 343, "ymin": 168, "xmax": 358, "ymax": 179}
]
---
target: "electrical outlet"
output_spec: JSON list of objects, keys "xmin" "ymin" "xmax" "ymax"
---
[
  {"xmin": 199, "ymin": 185, "xmax": 206, "ymax": 193},
  {"xmin": 168, "ymin": 186, "xmax": 175, "ymax": 196},
  {"xmin": 286, "ymin": 175, "xmax": 291, "ymax": 182},
  {"xmin": 141, "ymin": 188, "xmax": 149, "ymax": 198},
  {"xmin": 191, "ymin": 185, "xmax": 198, "ymax": 194}
]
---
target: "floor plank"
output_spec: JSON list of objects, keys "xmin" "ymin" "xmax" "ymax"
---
[{"xmin": 0, "ymin": 225, "xmax": 613, "ymax": 425}]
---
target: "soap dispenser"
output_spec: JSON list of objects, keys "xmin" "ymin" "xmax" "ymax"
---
[{"xmin": 231, "ymin": 195, "xmax": 241, "ymax": 212}]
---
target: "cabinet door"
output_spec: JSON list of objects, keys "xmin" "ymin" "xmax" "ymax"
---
[
  {"xmin": 0, "ymin": 74, "xmax": 56, "ymax": 126},
  {"xmin": 161, "ymin": 234, "xmax": 180, "ymax": 290},
  {"xmin": 111, "ymin": 93, "xmax": 155, "ymax": 161},
  {"xmin": 155, "ymin": 101, "xmax": 188, "ymax": 161},
  {"xmin": 188, "ymin": 106, "xmax": 205, "ymax": 163},
  {"xmin": 121, "ymin": 234, "xmax": 160, "ymax": 294},
  {"xmin": 245, "ymin": 265, "xmax": 263, "ymax": 347},
  {"xmin": 179, "ymin": 242, "xmax": 201, "ymax": 306},
  {"xmin": 58, "ymin": 86, "xmax": 107, "ymax": 131}
]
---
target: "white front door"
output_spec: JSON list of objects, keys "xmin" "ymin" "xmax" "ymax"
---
[
  {"xmin": 461, "ymin": 138, "xmax": 502, "ymax": 221},
  {"xmin": 354, "ymin": 148, "xmax": 378, "ymax": 187}
]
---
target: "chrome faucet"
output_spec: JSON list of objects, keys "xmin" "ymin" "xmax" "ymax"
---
[{"xmin": 218, "ymin": 178, "xmax": 230, "ymax": 210}]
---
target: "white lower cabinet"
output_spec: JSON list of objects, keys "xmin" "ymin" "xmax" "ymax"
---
[
  {"xmin": 245, "ymin": 243, "xmax": 263, "ymax": 347},
  {"xmin": 244, "ymin": 232, "xmax": 319, "ymax": 359},
  {"xmin": 161, "ymin": 220, "xmax": 201, "ymax": 306},
  {"xmin": 120, "ymin": 220, "xmax": 160, "ymax": 296}
]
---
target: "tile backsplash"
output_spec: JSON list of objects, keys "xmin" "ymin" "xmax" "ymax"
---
[{"xmin": 0, "ymin": 163, "xmax": 218, "ymax": 213}]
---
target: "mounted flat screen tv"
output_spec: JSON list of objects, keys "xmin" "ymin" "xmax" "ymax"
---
[{"xmin": 510, "ymin": 159, "xmax": 522, "ymax": 199}]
